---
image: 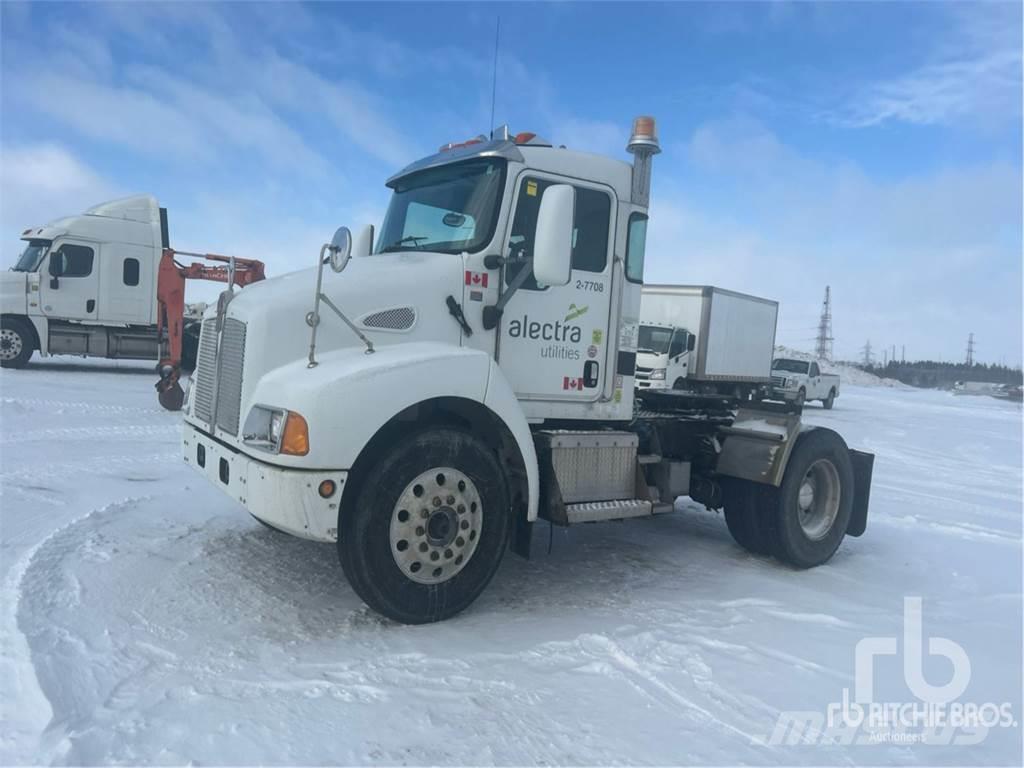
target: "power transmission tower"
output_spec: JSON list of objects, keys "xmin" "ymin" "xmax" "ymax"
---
[
  {"xmin": 901, "ymin": 345, "xmax": 905, "ymax": 363},
  {"xmin": 966, "ymin": 333, "xmax": 975, "ymax": 366},
  {"xmin": 815, "ymin": 286, "xmax": 834, "ymax": 361},
  {"xmin": 861, "ymin": 339, "xmax": 873, "ymax": 366}
]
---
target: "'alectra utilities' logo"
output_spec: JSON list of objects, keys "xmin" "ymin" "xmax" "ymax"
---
[{"xmin": 508, "ymin": 304, "xmax": 589, "ymax": 344}]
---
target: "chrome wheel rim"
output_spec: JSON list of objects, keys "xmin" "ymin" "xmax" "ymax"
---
[
  {"xmin": 0, "ymin": 329, "xmax": 22, "ymax": 360},
  {"xmin": 390, "ymin": 467, "xmax": 482, "ymax": 585},
  {"xmin": 797, "ymin": 458, "xmax": 840, "ymax": 540}
]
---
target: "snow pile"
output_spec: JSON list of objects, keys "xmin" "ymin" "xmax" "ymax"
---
[
  {"xmin": 1, "ymin": 360, "xmax": 1021, "ymax": 764},
  {"xmin": 774, "ymin": 345, "xmax": 910, "ymax": 388}
]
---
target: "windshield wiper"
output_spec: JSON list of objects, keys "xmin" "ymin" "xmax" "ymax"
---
[{"xmin": 380, "ymin": 235, "xmax": 429, "ymax": 252}]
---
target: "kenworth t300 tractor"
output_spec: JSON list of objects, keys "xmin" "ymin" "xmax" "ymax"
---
[{"xmin": 182, "ymin": 117, "xmax": 874, "ymax": 624}]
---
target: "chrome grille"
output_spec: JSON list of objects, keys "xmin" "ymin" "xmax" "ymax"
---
[
  {"xmin": 192, "ymin": 319, "xmax": 218, "ymax": 423},
  {"xmin": 635, "ymin": 366, "xmax": 652, "ymax": 380},
  {"xmin": 771, "ymin": 375, "xmax": 786, "ymax": 387},
  {"xmin": 215, "ymin": 319, "xmax": 246, "ymax": 435}
]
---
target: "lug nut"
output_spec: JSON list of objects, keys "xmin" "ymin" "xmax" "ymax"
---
[{"xmin": 446, "ymin": 495, "xmax": 455, "ymax": 505}]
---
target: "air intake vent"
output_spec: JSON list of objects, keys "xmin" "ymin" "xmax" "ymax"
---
[{"xmin": 361, "ymin": 307, "xmax": 416, "ymax": 331}]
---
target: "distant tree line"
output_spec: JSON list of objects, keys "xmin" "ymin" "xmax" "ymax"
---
[{"xmin": 849, "ymin": 360, "xmax": 1024, "ymax": 389}]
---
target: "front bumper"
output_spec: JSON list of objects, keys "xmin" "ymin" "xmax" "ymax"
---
[
  {"xmin": 182, "ymin": 421, "xmax": 345, "ymax": 542},
  {"xmin": 636, "ymin": 378, "xmax": 668, "ymax": 390},
  {"xmin": 772, "ymin": 387, "xmax": 801, "ymax": 401}
]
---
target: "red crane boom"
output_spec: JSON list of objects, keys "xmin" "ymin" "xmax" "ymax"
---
[{"xmin": 155, "ymin": 248, "xmax": 266, "ymax": 411}]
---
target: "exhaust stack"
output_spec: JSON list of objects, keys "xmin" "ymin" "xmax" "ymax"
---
[{"xmin": 626, "ymin": 116, "xmax": 661, "ymax": 208}]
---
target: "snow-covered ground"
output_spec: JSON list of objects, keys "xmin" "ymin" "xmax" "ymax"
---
[{"xmin": 1, "ymin": 360, "xmax": 1021, "ymax": 765}]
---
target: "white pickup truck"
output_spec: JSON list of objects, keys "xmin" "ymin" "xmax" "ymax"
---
[{"xmin": 771, "ymin": 357, "xmax": 840, "ymax": 408}]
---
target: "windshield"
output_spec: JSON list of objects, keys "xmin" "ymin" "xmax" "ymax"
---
[
  {"xmin": 772, "ymin": 359, "xmax": 809, "ymax": 374},
  {"xmin": 378, "ymin": 159, "xmax": 506, "ymax": 254},
  {"xmin": 12, "ymin": 239, "xmax": 50, "ymax": 272},
  {"xmin": 638, "ymin": 325, "xmax": 673, "ymax": 354}
]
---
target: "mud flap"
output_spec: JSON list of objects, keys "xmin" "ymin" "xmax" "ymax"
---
[{"xmin": 847, "ymin": 449, "xmax": 874, "ymax": 537}]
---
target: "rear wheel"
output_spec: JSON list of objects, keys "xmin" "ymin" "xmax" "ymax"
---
[
  {"xmin": 768, "ymin": 429, "xmax": 853, "ymax": 568},
  {"xmin": 823, "ymin": 389, "xmax": 835, "ymax": 409},
  {"xmin": 338, "ymin": 427, "xmax": 510, "ymax": 624},
  {"xmin": 722, "ymin": 479, "xmax": 775, "ymax": 555},
  {"xmin": 0, "ymin": 317, "xmax": 34, "ymax": 369}
]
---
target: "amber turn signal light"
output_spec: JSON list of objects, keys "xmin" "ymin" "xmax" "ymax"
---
[{"xmin": 280, "ymin": 412, "xmax": 309, "ymax": 456}]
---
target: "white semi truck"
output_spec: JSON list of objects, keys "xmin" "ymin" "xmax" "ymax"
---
[
  {"xmin": 2, "ymin": 195, "xmax": 265, "ymax": 409},
  {"xmin": 636, "ymin": 285, "xmax": 777, "ymax": 397},
  {"xmin": 181, "ymin": 117, "xmax": 874, "ymax": 624}
]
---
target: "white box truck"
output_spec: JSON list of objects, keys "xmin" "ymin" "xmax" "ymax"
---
[
  {"xmin": 181, "ymin": 117, "xmax": 874, "ymax": 624},
  {"xmin": 637, "ymin": 285, "xmax": 777, "ymax": 397}
]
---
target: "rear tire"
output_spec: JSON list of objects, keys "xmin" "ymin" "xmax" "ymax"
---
[
  {"xmin": 0, "ymin": 317, "xmax": 34, "ymax": 369},
  {"xmin": 722, "ymin": 479, "xmax": 775, "ymax": 555},
  {"xmin": 768, "ymin": 429, "xmax": 853, "ymax": 568},
  {"xmin": 338, "ymin": 427, "xmax": 510, "ymax": 624},
  {"xmin": 823, "ymin": 389, "xmax": 835, "ymax": 409}
]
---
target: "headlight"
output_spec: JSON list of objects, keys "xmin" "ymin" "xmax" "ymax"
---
[
  {"xmin": 650, "ymin": 368, "xmax": 666, "ymax": 380},
  {"xmin": 243, "ymin": 406, "xmax": 309, "ymax": 456},
  {"xmin": 786, "ymin": 378, "xmax": 795, "ymax": 387}
]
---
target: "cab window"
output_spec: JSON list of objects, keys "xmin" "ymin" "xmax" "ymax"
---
[
  {"xmin": 625, "ymin": 213, "xmax": 648, "ymax": 284},
  {"xmin": 506, "ymin": 177, "xmax": 611, "ymax": 290},
  {"xmin": 123, "ymin": 258, "xmax": 140, "ymax": 286},
  {"xmin": 810, "ymin": 362, "xmax": 820, "ymax": 377},
  {"xmin": 52, "ymin": 244, "xmax": 94, "ymax": 277},
  {"xmin": 669, "ymin": 331, "xmax": 686, "ymax": 358}
]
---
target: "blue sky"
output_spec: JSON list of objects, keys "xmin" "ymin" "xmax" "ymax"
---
[{"xmin": 2, "ymin": 1, "xmax": 1021, "ymax": 364}]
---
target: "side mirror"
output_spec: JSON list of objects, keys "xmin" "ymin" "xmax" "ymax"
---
[
  {"xmin": 328, "ymin": 226, "xmax": 352, "ymax": 272},
  {"xmin": 352, "ymin": 224, "xmax": 374, "ymax": 258},
  {"xmin": 48, "ymin": 254, "xmax": 64, "ymax": 278},
  {"xmin": 687, "ymin": 334, "xmax": 696, "ymax": 352},
  {"xmin": 533, "ymin": 184, "xmax": 574, "ymax": 287}
]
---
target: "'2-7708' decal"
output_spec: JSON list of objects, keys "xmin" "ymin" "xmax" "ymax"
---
[{"xmin": 575, "ymin": 279, "xmax": 604, "ymax": 293}]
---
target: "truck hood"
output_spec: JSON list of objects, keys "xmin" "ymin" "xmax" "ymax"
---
[
  {"xmin": 221, "ymin": 249, "xmax": 465, "ymax": 378},
  {"xmin": 0, "ymin": 270, "xmax": 28, "ymax": 315},
  {"xmin": 636, "ymin": 351, "xmax": 668, "ymax": 369}
]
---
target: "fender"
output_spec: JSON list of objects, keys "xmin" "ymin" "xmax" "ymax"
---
[
  {"xmin": 29, "ymin": 316, "xmax": 47, "ymax": 355},
  {"xmin": 244, "ymin": 342, "xmax": 539, "ymax": 521}
]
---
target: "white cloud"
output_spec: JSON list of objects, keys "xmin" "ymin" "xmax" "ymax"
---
[
  {"xmin": 646, "ymin": 120, "xmax": 1022, "ymax": 364},
  {"xmin": 0, "ymin": 144, "xmax": 121, "ymax": 255}
]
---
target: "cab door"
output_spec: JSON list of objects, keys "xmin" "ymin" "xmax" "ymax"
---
[
  {"xmin": 497, "ymin": 173, "xmax": 616, "ymax": 402},
  {"xmin": 39, "ymin": 240, "xmax": 100, "ymax": 321}
]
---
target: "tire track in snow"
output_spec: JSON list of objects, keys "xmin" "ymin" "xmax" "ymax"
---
[
  {"xmin": 1, "ymin": 397, "xmax": 162, "ymax": 417},
  {"xmin": 2, "ymin": 424, "xmax": 180, "ymax": 445},
  {"xmin": 2, "ymin": 452, "xmax": 179, "ymax": 484},
  {"xmin": 3, "ymin": 497, "xmax": 150, "ymax": 765}
]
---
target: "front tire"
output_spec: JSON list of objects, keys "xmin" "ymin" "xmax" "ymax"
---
[
  {"xmin": 795, "ymin": 388, "xmax": 806, "ymax": 407},
  {"xmin": 338, "ymin": 427, "xmax": 510, "ymax": 624},
  {"xmin": 0, "ymin": 317, "xmax": 34, "ymax": 369},
  {"xmin": 768, "ymin": 429, "xmax": 853, "ymax": 568}
]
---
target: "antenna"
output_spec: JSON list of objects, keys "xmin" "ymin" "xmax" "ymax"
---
[{"xmin": 489, "ymin": 17, "xmax": 500, "ymax": 138}]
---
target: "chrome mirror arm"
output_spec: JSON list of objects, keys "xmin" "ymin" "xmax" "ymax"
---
[{"xmin": 307, "ymin": 243, "xmax": 375, "ymax": 369}]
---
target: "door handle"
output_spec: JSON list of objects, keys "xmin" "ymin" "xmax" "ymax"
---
[{"xmin": 87, "ymin": 299, "xmax": 95, "ymax": 313}]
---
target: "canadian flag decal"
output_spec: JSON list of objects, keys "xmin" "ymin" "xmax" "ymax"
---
[
  {"xmin": 562, "ymin": 377, "xmax": 584, "ymax": 391},
  {"xmin": 464, "ymin": 271, "xmax": 488, "ymax": 288}
]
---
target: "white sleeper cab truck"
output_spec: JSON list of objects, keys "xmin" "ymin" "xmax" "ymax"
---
[
  {"xmin": 2, "ymin": 195, "xmax": 265, "ymax": 409},
  {"xmin": 771, "ymin": 357, "xmax": 840, "ymax": 408},
  {"xmin": 637, "ymin": 284, "xmax": 777, "ymax": 397},
  {"xmin": 182, "ymin": 117, "xmax": 874, "ymax": 624}
]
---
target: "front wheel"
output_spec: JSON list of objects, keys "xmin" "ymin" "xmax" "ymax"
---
[
  {"xmin": 795, "ymin": 388, "xmax": 806, "ymax": 407},
  {"xmin": 0, "ymin": 317, "xmax": 34, "ymax": 369},
  {"xmin": 338, "ymin": 428, "xmax": 510, "ymax": 624},
  {"xmin": 768, "ymin": 429, "xmax": 853, "ymax": 568}
]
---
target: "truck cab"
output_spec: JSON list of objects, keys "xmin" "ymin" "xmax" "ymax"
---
[
  {"xmin": 182, "ymin": 117, "xmax": 873, "ymax": 624},
  {"xmin": 771, "ymin": 357, "xmax": 840, "ymax": 408},
  {"xmin": 2, "ymin": 196, "xmax": 166, "ymax": 367},
  {"xmin": 636, "ymin": 323, "xmax": 692, "ymax": 389}
]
